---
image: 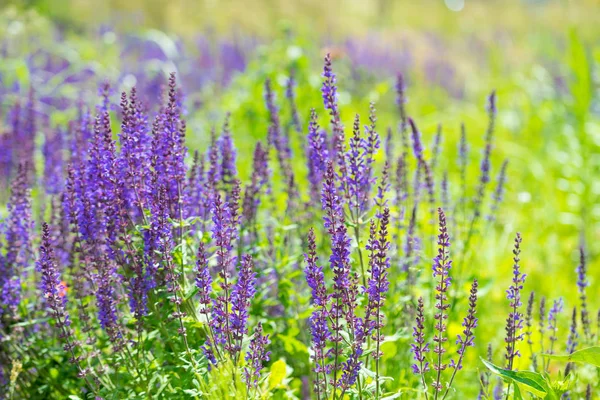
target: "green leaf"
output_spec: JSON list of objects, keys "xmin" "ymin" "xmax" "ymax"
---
[
  {"xmin": 481, "ymin": 358, "xmax": 551, "ymax": 398},
  {"xmin": 268, "ymin": 359, "xmax": 287, "ymax": 390},
  {"xmin": 380, "ymin": 392, "xmax": 402, "ymax": 400},
  {"xmin": 542, "ymin": 346, "xmax": 600, "ymax": 367}
]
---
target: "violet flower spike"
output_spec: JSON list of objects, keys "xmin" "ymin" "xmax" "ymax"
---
[
  {"xmin": 321, "ymin": 160, "xmax": 351, "ymax": 388},
  {"xmin": 564, "ymin": 307, "xmax": 579, "ymax": 378},
  {"xmin": 321, "ymin": 54, "xmax": 346, "ymax": 173},
  {"xmin": 306, "ymin": 109, "xmax": 329, "ymax": 205},
  {"xmin": 505, "ymin": 233, "xmax": 525, "ymax": 370},
  {"xmin": 230, "ymin": 254, "xmax": 256, "ymax": 362},
  {"xmin": 286, "ymin": 73, "xmax": 302, "ymax": 133},
  {"xmin": 365, "ymin": 207, "xmax": 391, "ymax": 396},
  {"xmin": 408, "ymin": 118, "xmax": 435, "ymax": 208},
  {"xmin": 576, "ymin": 246, "xmax": 590, "ymax": 341},
  {"xmin": 38, "ymin": 222, "xmax": 97, "ymax": 390},
  {"xmin": 488, "ymin": 159, "xmax": 508, "ymax": 222},
  {"xmin": 443, "ymin": 279, "xmax": 478, "ymax": 400},
  {"xmin": 244, "ymin": 323, "xmax": 271, "ymax": 393},
  {"xmin": 432, "ymin": 208, "xmax": 452, "ymax": 394},
  {"xmin": 547, "ymin": 297, "xmax": 564, "ymax": 358},
  {"xmin": 411, "ymin": 297, "xmax": 430, "ymax": 397},
  {"xmin": 305, "ymin": 228, "xmax": 329, "ymax": 308},
  {"xmin": 1, "ymin": 164, "xmax": 32, "ymax": 320},
  {"xmin": 525, "ymin": 292, "xmax": 536, "ymax": 370}
]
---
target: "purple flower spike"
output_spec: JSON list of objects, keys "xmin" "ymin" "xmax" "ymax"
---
[
  {"xmin": 547, "ymin": 297, "xmax": 564, "ymax": 358},
  {"xmin": 306, "ymin": 109, "xmax": 329, "ymax": 205},
  {"xmin": 38, "ymin": 222, "xmax": 69, "ymax": 323},
  {"xmin": 242, "ymin": 141, "xmax": 270, "ymax": 226},
  {"xmin": 305, "ymin": 228, "xmax": 328, "ymax": 308},
  {"xmin": 321, "ymin": 54, "xmax": 346, "ymax": 171},
  {"xmin": 488, "ymin": 159, "xmax": 508, "ymax": 222},
  {"xmin": 196, "ymin": 242, "xmax": 212, "ymax": 315},
  {"xmin": 564, "ymin": 307, "xmax": 579, "ymax": 378},
  {"xmin": 411, "ymin": 297, "xmax": 430, "ymax": 376},
  {"xmin": 244, "ymin": 323, "xmax": 271, "ymax": 392},
  {"xmin": 218, "ymin": 115, "xmax": 238, "ymax": 189},
  {"xmin": 444, "ymin": 279, "xmax": 479, "ymax": 398},
  {"xmin": 505, "ymin": 233, "xmax": 525, "ymax": 370},
  {"xmin": 365, "ymin": 208, "xmax": 391, "ymax": 346},
  {"xmin": 432, "ymin": 208, "xmax": 452, "ymax": 393},
  {"xmin": 395, "ymin": 73, "xmax": 408, "ymax": 128},
  {"xmin": 408, "ymin": 118, "xmax": 435, "ymax": 207},
  {"xmin": 576, "ymin": 247, "xmax": 590, "ymax": 340},
  {"xmin": 452, "ymin": 280, "xmax": 479, "ymax": 371},
  {"xmin": 230, "ymin": 255, "xmax": 256, "ymax": 360},
  {"xmin": 38, "ymin": 222, "xmax": 96, "ymax": 387},
  {"xmin": 286, "ymin": 73, "xmax": 302, "ymax": 133},
  {"xmin": 1, "ymin": 164, "xmax": 33, "ymax": 321},
  {"xmin": 304, "ymin": 227, "xmax": 332, "ymax": 397}
]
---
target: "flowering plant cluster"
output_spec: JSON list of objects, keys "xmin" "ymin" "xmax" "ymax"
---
[{"xmin": 0, "ymin": 45, "xmax": 597, "ymax": 400}]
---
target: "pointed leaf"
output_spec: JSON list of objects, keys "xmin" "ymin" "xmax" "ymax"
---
[
  {"xmin": 542, "ymin": 346, "xmax": 600, "ymax": 367},
  {"xmin": 481, "ymin": 358, "xmax": 549, "ymax": 398}
]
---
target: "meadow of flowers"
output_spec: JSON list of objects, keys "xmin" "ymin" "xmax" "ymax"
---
[{"xmin": 0, "ymin": 2, "xmax": 599, "ymax": 399}]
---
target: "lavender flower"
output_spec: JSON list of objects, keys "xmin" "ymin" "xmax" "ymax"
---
[
  {"xmin": 1, "ymin": 164, "xmax": 32, "ymax": 321},
  {"xmin": 38, "ymin": 222, "xmax": 69, "ymax": 327},
  {"xmin": 547, "ymin": 298, "xmax": 564, "ymax": 359},
  {"xmin": 244, "ymin": 323, "xmax": 271, "ymax": 392},
  {"xmin": 411, "ymin": 297, "xmax": 430, "ymax": 384},
  {"xmin": 286, "ymin": 73, "xmax": 302, "ymax": 133},
  {"xmin": 196, "ymin": 242, "xmax": 212, "ymax": 315},
  {"xmin": 457, "ymin": 123, "xmax": 468, "ymax": 222},
  {"xmin": 564, "ymin": 307, "xmax": 579, "ymax": 377},
  {"xmin": 365, "ymin": 208, "xmax": 391, "ymax": 344},
  {"xmin": 38, "ymin": 222, "xmax": 96, "ymax": 389},
  {"xmin": 117, "ymin": 88, "xmax": 151, "ymax": 217},
  {"xmin": 525, "ymin": 292, "xmax": 536, "ymax": 370},
  {"xmin": 305, "ymin": 228, "xmax": 328, "ymax": 308},
  {"xmin": 218, "ymin": 114, "xmax": 238, "ymax": 189},
  {"xmin": 306, "ymin": 109, "xmax": 329, "ymax": 204},
  {"xmin": 305, "ymin": 228, "xmax": 331, "ymax": 397},
  {"xmin": 321, "ymin": 54, "xmax": 345, "ymax": 171},
  {"xmin": 265, "ymin": 79, "xmax": 292, "ymax": 178},
  {"xmin": 242, "ymin": 142, "xmax": 270, "ymax": 226},
  {"xmin": 309, "ymin": 310, "xmax": 331, "ymax": 397},
  {"xmin": 505, "ymin": 233, "xmax": 525, "ymax": 370},
  {"xmin": 375, "ymin": 161, "xmax": 390, "ymax": 213},
  {"xmin": 432, "ymin": 208, "xmax": 452, "ymax": 393},
  {"xmin": 408, "ymin": 119, "xmax": 435, "ymax": 208},
  {"xmin": 395, "ymin": 73, "xmax": 408, "ymax": 128},
  {"xmin": 538, "ymin": 295, "xmax": 547, "ymax": 355},
  {"xmin": 452, "ymin": 279, "xmax": 479, "ymax": 370},
  {"xmin": 488, "ymin": 159, "xmax": 508, "ymax": 222},
  {"xmin": 230, "ymin": 255, "xmax": 256, "ymax": 360},
  {"xmin": 186, "ymin": 150, "xmax": 206, "ymax": 220},
  {"xmin": 321, "ymin": 160, "xmax": 352, "ymax": 387},
  {"xmin": 576, "ymin": 247, "xmax": 590, "ymax": 340},
  {"xmin": 394, "ymin": 154, "xmax": 409, "ymax": 208},
  {"xmin": 444, "ymin": 279, "xmax": 479, "ymax": 399},
  {"xmin": 466, "ymin": 92, "xmax": 497, "ymax": 250},
  {"xmin": 365, "ymin": 207, "xmax": 390, "ymax": 395},
  {"xmin": 430, "ymin": 124, "xmax": 442, "ymax": 173},
  {"xmin": 96, "ymin": 254, "xmax": 122, "ymax": 347},
  {"xmin": 42, "ymin": 127, "xmax": 65, "ymax": 195},
  {"xmin": 210, "ymin": 193, "xmax": 238, "ymax": 351}
]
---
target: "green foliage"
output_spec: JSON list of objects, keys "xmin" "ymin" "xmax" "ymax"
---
[
  {"xmin": 543, "ymin": 347, "xmax": 600, "ymax": 368},
  {"xmin": 481, "ymin": 359, "xmax": 561, "ymax": 399}
]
